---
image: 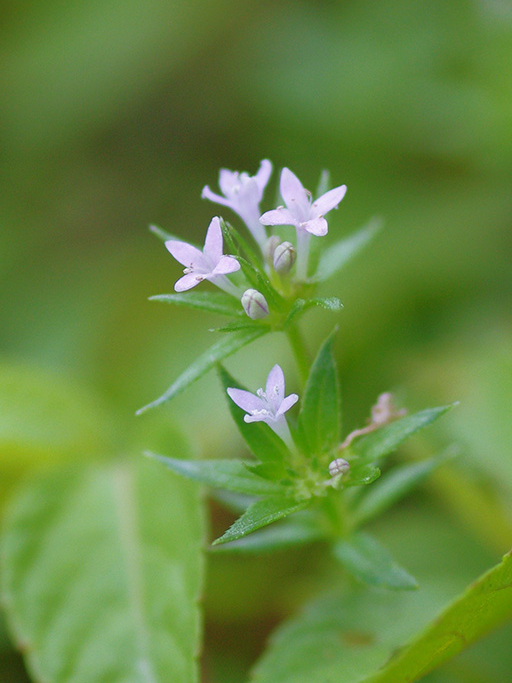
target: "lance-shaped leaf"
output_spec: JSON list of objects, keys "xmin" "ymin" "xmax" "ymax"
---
[
  {"xmin": 363, "ymin": 550, "xmax": 512, "ymax": 682},
  {"xmin": 147, "ymin": 452, "xmax": 285, "ymax": 496},
  {"xmin": 0, "ymin": 459, "xmax": 205, "ymax": 683},
  {"xmin": 220, "ymin": 219, "xmax": 266, "ymax": 273},
  {"xmin": 313, "ymin": 217, "xmax": 382, "ymax": 282},
  {"xmin": 213, "ymin": 495, "xmax": 310, "ymax": 545},
  {"xmin": 136, "ymin": 327, "xmax": 267, "ymax": 414},
  {"xmin": 352, "ymin": 451, "xmax": 454, "ymax": 526},
  {"xmin": 349, "ymin": 404, "xmax": 455, "ymax": 464},
  {"xmin": 218, "ymin": 366, "xmax": 291, "ymax": 477},
  {"xmin": 210, "ymin": 512, "xmax": 323, "ymax": 554},
  {"xmin": 150, "ymin": 291, "xmax": 244, "ymax": 317},
  {"xmin": 333, "ymin": 531, "xmax": 418, "ymax": 590},
  {"xmin": 298, "ymin": 329, "xmax": 341, "ymax": 457},
  {"xmin": 284, "ymin": 297, "xmax": 343, "ymax": 326}
]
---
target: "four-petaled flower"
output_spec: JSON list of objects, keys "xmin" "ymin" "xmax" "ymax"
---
[
  {"xmin": 165, "ymin": 217, "xmax": 240, "ymax": 294},
  {"xmin": 201, "ymin": 160, "xmax": 272, "ymax": 249},
  {"xmin": 227, "ymin": 364, "xmax": 298, "ymax": 445},
  {"xmin": 260, "ymin": 167, "xmax": 346, "ymax": 238}
]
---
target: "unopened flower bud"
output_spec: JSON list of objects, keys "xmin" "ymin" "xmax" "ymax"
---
[
  {"xmin": 328, "ymin": 458, "xmax": 350, "ymax": 477},
  {"xmin": 263, "ymin": 235, "xmax": 281, "ymax": 265},
  {"xmin": 241, "ymin": 289, "xmax": 269, "ymax": 319},
  {"xmin": 273, "ymin": 241, "xmax": 296, "ymax": 273}
]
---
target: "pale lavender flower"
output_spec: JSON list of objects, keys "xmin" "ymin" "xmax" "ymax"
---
[
  {"xmin": 260, "ymin": 167, "xmax": 346, "ymax": 237},
  {"xmin": 260, "ymin": 168, "xmax": 347, "ymax": 280},
  {"xmin": 201, "ymin": 160, "xmax": 272, "ymax": 249},
  {"xmin": 227, "ymin": 364, "xmax": 298, "ymax": 445},
  {"xmin": 165, "ymin": 216, "xmax": 240, "ymax": 295}
]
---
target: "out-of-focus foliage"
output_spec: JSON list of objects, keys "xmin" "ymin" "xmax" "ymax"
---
[{"xmin": 1, "ymin": 0, "xmax": 511, "ymax": 680}]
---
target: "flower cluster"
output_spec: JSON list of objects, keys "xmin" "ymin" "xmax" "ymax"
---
[{"xmin": 165, "ymin": 161, "xmax": 347, "ymax": 312}]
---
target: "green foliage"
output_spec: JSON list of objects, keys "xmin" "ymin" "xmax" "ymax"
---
[
  {"xmin": 0, "ymin": 458, "xmax": 205, "ymax": 683},
  {"xmin": 333, "ymin": 532, "xmax": 418, "ymax": 591},
  {"xmin": 298, "ymin": 329, "xmax": 341, "ymax": 457},
  {"xmin": 150, "ymin": 291, "xmax": 244, "ymax": 317}
]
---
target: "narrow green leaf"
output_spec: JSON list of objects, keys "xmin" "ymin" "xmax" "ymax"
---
[
  {"xmin": 210, "ymin": 515, "xmax": 323, "ymax": 554},
  {"xmin": 298, "ymin": 329, "xmax": 341, "ymax": 456},
  {"xmin": 220, "ymin": 219, "xmax": 264, "ymax": 273},
  {"xmin": 147, "ymin": 452, "xmax": 284, "ymax": 495},
  {"xmin": 333, "ymin": 532, "xmax": 418, "ymax": 590},
  {"xmin": 350, "ymin": 404, "xmax": 455, "ymax": 463},
  {"xmin": 314, "ymin": 218, "xmax": 382, "ymax": 282},
  {"xmin": 284, "ymin": 297, "xmax": 343, "ymax": 326},
  {"xmin": 149, "ymin": 291, "xmax": 244, "ymax": 317},
  {"xmin": 0, "ymin": 459, "xmax": 205, "ymax": 683},
  {"xmin": 213, "ymin": 496, "xmax": 310, "ymax": 545},
  {"xmin": 352, "ymin": 452, "xmax": 454, "ymax": 526},
  {"xmin": 211, "ymin": 320, "xmax": 270, "ymax": 333},
  {"xmin": 237, "ymin": 255, "xmax": 286, "ymax": 312},
  {"xmin": 363, "ymin": 551, "xmax": 512, "ymax": 682},
  {"xmin": 218, "ymin": 366, "xmax": 291, "ymax": 475},
  {"xmin": 136, "ymin": 327, "xmax": 267, "ymax": 414}
]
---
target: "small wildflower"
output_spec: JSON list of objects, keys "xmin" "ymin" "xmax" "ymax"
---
[
  {"xmin": 259, "ymin": 167, "xmax": 346, "ymax": 238},
  {"xmin": 241, "ymin": 289, "xmax": 269, "ymax": 320},
  {"xmin": 227, "ymin": 364, "xmax": 298, "ymax": 445},
  {"xmin": 338, "ymin": 393, "xmax": 407, "ymax": 451},
  {"xmin": 202, "ymin": 160, "xmax": 272, "ymax": 249},
  {"xmin": 273, "ymin": 241, "xmax": 296, "ymax": 274},
  {"xmin": 165, "ymin": 216, "xmax": 240, "ymax": 294}
]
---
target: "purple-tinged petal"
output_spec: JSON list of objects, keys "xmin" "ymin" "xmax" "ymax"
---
[
  {"xmin": 174, "ymin": 272, "xmax": 205, "ymax": 292},
  {"xmin": 244, "ymin": 414, "xmax": 269, "ymax": 424},
  {"xmin": 276, "ymin": 393, "xmax": 299, "ymax": 417},
  {"xmin": 302, "ymin": 216, "xmax": 328, "ymax": 236},
  {"xmin": 280, "ymin": 168, "xmax": 310, "ymax": 219},
  {"xmin": 166, "ymin": 240, "xmax": 206, "ymax": 268},
  {"xmin": 203, "ymin": 217, "xmax": 223, "ymax": 263},
  {"xmin": 310, "ymin": 185, "xmax": 347, "ymax": 219},
  {"xmin": 259, "ymin": 207, "xmax": 297, "ymax": 227},
  {"xmin": 255, "ymin": 159, "xmax": 272, "ymax": 194},
  {"xmin": 211, "ymin": 255, "xmax": 240, "ymax": 276},
  {"xmin": 201, "ymin": 185, "xmax": 233, "ymax": 208},
  {"xmin": 266, "ymin": 364, "xmax": 285, "ymax": 404},
  {"xmin": 218, "ymin": 168, "xmax": 239, "ymax": 196},
  {"xmin": 227, "ymin": 387, "xmax": 266, "ymax": 414}
]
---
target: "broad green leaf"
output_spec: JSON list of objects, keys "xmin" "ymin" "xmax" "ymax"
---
[
  {"xmin": 350, "ymin": 405, "xmax": 455, "ymax": 463},
  {"xmin": 150, "ymin": 291, "xmax": 244, "ymax": 317},
  {"xmin": 284, "ymin": 297, "xmax": 343, "ymax": 326},
  {"xmin": 136, "ymin": 327, "xmax": 267, "ymax": 414},
  {"xmin": 314, "ymin": 218, "xmax": 382, "ymax": 282},
  {"xmin": 213, "ymin": 495, "xmax": 310, "ymax": 545},
  {"xmin": 0, "ymin": 362, "xmax": 110, "ymax": 508},
  {"xmin": 298, "ymin": 330, "xmax": 341, "ymax": 456},
  {"xmin": 250, "ymin": 581, "xmax": 457, "ymax": 683},
  {"xmin": 218, "ymin": 366, "xmax": 291, "ymax": 475},
  {"xmin": 352, "ymin": 452, "xmax": 453, "ymax": 526},
  {"xmin": 333, "ymin": 532, "xmax": 418, "ymax": 590},
  {"xmin": 0, "ymin": 458, "xmax": 205, "ymax": 683},
  {"xmin": 210, "ymin": 514, "xmax": 323, "ymax": 554},
  {"xmin": 147, "ymin": 452, "xmax": 285, "ymax": 495},
  {"xmin": 363, "ymin": 551, "xmax": 512, "ymax": 682}
]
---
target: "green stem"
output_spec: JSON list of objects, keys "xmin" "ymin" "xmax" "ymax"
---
[{"xmin": 286, "ymin": 323, "xmax": 311, "ymax": 386}]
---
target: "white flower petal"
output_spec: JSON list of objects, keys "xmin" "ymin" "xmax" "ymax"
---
[
  {"xmin": 203, "ymin": 217, "xmax": 224, "ymax": 264},
  {"xmin": 311, "ymin": 185, "xmax": 347, "ymax": 218},
  {"xmin": 303, "ymin": 216, "xmax": 328, "ymax": 236},
  {"xmin": 259, "ymin": 207, "xmax": 297, "ymax": 227},
  {"xmin": 280, "ymin": 168, "xmax": 310, "ymax": 219},
  {"xmin": 174, "ymin": 272, "xmax": 204, "ymax": 292},
  {"xmin": 166, "ymin": 240, "xmax": 206, "ymax": 268}
]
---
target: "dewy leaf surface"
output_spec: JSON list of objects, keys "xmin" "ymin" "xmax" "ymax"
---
[
  {"xmin": 137, "ymin": 327, "xmax": 267, "ymax": 414},
  {"xmin": 0, "ymin": 459, "xmax": 205, "ymax": 683}
]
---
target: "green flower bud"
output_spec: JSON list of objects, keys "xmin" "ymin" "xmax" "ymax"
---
[
  {"xmin": 241, "ymin": 289, "xmax": 269, "ymax": 319},
  {"xmin": 273, "ymin": 241, "xmax": 296, "ymax": 274}
]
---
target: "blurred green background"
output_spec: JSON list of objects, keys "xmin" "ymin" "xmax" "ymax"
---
[{"xmin": 1, "ymin": 0, "xmax": 511, "ymax": 681}]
